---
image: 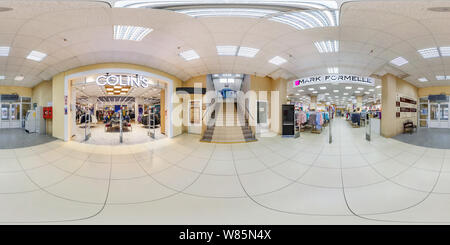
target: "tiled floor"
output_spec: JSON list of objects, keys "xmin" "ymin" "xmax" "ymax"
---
[
  {"xmin": 0, "ymin": 118, "xmax": 449, "ymax": 224},
  {"xmin": 393, "ymin": 128, "xmax": 450, "ymax": 149},
  {"xmin": 0, "ymin": 128, "xmax": 56, "ymax": 149}
]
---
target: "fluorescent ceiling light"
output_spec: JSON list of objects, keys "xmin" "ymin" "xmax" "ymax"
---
[
  {"xmin": 319, "ymin": 86, "xmax": 326, "ymax": 90},
  {"xmin": 26, "ymin": 50, "xmax": 47, "ymax": 62},
  {"xmin": 439, "ymin": 47, "xmax": 450, "ymax": 56},
  {"xmin": 390, "ymin": 56, "xmax": 408, "ymax": 66},
  {"xmin": 345, "ymin": 86, "xmax": 352, "ymax": 90},
  {"xmin": 364, "ymin": 92, "xmax": 370, "ymax": 94},
  {"xmin": 268, "ymin": 56, "xmax": 287, "ymax": 66},
  {"xmin": 298, "ymin": 89, "xmax": 304, "ymax": 92},
  {"xmin": 0, "ymin": 75, "xmax": 4, "ymax": 80},
  {"xmin": 270, "ymin": 10, "xmax": 339, "ymax": 30},
  {"xmin": 368, "ymin": 89, "xmax": 374, "ymax": 91},
  {"xmin": 14, "ymin": 75, "xmax": 24, "ymax": 81},
  {"xmin": 324, "ymin": 93, "xmax": 329, "ymax": 95},
  {"xmin": 436, "ymin": 75, "xmax": 450, "ymax": 80},
  {"xmin": 376, "ymin": 85, "xmax": 381, "ymax": 88},
  {"xmin": 417, "ymin": 47, "xmax": 439, "ymax": 59},
  {"xmin": 357, "ymin": 87, "xmax": 364, "ymax": 90},
  {"xmin": 106, "ymin": 88, "xmax": 114, "ymax": 91},
  {"xmin": 418, "ymin": 77, "xmax": 428, "ymax": 82},
  {"xmin": 176, "ymin": 8, "xmax": 279, "ymax": 18},
  {"xmin": 312, "ymin": 91, "xmax": 318, "ymax": 93},
  {"xmin": 343, "ymin": 93, "xmax": 348, "ymax": 95},
  {"xmin": 216, "ymin": 45, "xmax": 238, "ymax": 56},
  {"xmin": 179, "ymin": 49, "xmax": 200, "ymax": 61},
  {"xmin": 354, "ymin": 90, "xmax": 360, "ymax": 93},
  {"xmin": 0, "ymin": 46, "xmax": 10, "ymax": 56},
  {"xmin": 314, "ymin": 40, "xmax": 339, "ymax": 53},
  {"xmin": 327, "ymin": 67, "xmax": 338, "ymax": 73},
  {"xmin": 113, "ymin": 25, "xmax": 152, "ymax": 41},
  {"xmin": 308, "ymin": 88, "xmax": 314, "ymax": 90},
  {"xmin": 114, "ymin": 86, "xmax": 122, "ymax": 89},
  {"xmin": 333, "ymin": 90, "xmax": 339, "ymax": 92},
  {"xmin": 237, "ymin": 47, "xmax": 259, "ymax": 57}
]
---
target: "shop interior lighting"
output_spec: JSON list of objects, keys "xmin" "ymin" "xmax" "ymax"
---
[
  {"xmin": 113, "ymin": 25, "xmax": 152, "ymax": 41},
  {"xmin": 106, "ymin": 88, "xmax": 114, "ymax": 91},
  {"xmin": 439, "ymin": 47, "xmax": 450, "ymax": 56},
  {"xmin": 319, "ymin": 86, "xmax": 326, "ymax": 90},
  {"xmin": 376, "ymin": 85, "xmax": 381, "ymax": 88},
  {"xmin": 417, "ymin": 47, "xmax": 439, "ymax": 59},
  {"xmin": 0, "ymin": 46, "xmax": 10, "ymax": 56},
  {"xmin": 308, "ymin": 88, "xmax": 314, "ymax": 90},
  {"xmin": 268, "ymin": 56, "xmax": 287, "ymax": 66},
  {"xmin": 237, "ymin": 47, "xmax": 259, "ymax": 57},
  {"xmin": 114, "ymin": 86, "xmax": 122, "ymax": 89},
  {"xmin": 390, "ymin": 56, "xmax": 408, "ymax": 66},
  {"xmin": 364, "ymin": 92, "xmax": 370, "ymax": 94},
  {"xmin": 216, "ymin": 46, "xmax": 238, "ymax": 56},
  {"xmin": 345, "ymin": 86, "xmax": 352, "ymax": 90},
  {"xmin": 354, "ymin": 90, "xmax": 360, "ymax": 93},
  {"xmin": 270, "ymin": 10, "xmax": 339, "ymax": 30},
  {"xmin": 357, "ymin": 87, "xmax": 364, "ymax": 90},
  {"xmin": 179, "ymin": 49, "xmax": 200, "ymax": 61},
  {"xmin": 368, "ymin": 89, "xmax": 374, "ymax": 91},
  {"xmin": 343, "ymin": 93, "xmax": 348, "ymax": 95},
  {"xmin": 175, "ymin": 8, "xmax": 279, "ymax": 18},
  {"xmin": 324, "ymin": 93, "xmax": 329, "ymax": 95},
  {"xmin": 314, "ymin": 40, "xmax": 339, "ymax": 53},
  {"xmin": 327, "ymin": 67, "xmax": 338, "ymax": 73},
  {"xmin": 14, "ymin": 75, "xmax": 24, "ymax": 81},
  {"xmin": 26, "ymin": 50, "xmax": 47, "ymax": 62},
  {"xmin": 297, "ymin": 89, "xmax": 304, "ymax": 92},
  {"xmin": 333, "ymin": 90, "xmax": 339, "ymax": 92},
  {"xmin": 418, "ymin": 77, "xmax": 428, "ymax": 82},
  {"xmin": 312, "ymin": 91, "xmax": 318, "ymax": 93},
  {"xmin": 436, "ymin": 75, "xmax": 450, "ymax": 80}
]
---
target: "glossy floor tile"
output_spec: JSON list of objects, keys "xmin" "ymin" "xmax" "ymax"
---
[{"xmin": 0, "ymin": 118, "xmax": 449, "ymax": 224}]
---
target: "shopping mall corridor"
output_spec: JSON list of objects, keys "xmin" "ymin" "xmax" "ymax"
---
[{"xmin": 0, "ymin": 118, "xmax": 449, "ymax": 224}]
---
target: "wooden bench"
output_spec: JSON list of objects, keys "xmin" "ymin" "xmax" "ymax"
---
[{"xmin": 403, "ymin": 121, "xmax": 417, "ymax": 134}]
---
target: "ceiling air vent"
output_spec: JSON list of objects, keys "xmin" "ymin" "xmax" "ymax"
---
[{"xmin": 428, "ymin": 7, "xmax": 450, "ymax": 12}]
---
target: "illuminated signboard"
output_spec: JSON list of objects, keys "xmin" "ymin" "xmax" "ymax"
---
[
  {"xmin": 96, "ymin": 74, "xmax": 150, "ymax": 88},
  {"xmin": 293, "ymin": 74, "xmax": 375, "ymax": 87}
]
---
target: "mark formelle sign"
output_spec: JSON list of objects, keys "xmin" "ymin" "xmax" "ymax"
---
[{"xmin": 293, "ymin": 74, "xmax": 375, "ymax": 87}]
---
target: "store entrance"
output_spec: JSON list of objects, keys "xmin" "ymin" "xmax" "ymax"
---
[
  {"xmin": 429, "ymin": 102, "xmax": 449, "ymax": 128},
  {"xmin": 70, "ymin": 73, "xmax": 166, "ymax": 145}
]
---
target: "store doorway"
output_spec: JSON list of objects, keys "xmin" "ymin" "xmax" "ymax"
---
[
  {"xmin": 257, "ymin": 100, "xmax": 269, "ymax": 133},
  {"xmin": 1, "ymin": 103, "xmax": 21, "ymax": 128},
  {"xmin": 188, "ymin": 100, "xmax": 202, "ymax": 134},
  {"xmin": 429, "ymin": 102, "xmax": 449, "ymax": 128}
]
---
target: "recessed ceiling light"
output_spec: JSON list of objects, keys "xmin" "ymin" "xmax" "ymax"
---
[
  {"xmin": 324, "ymin": 93, "xmax": 330, "ymax": 95},
  {"xmin": 376, "ymin": 85, "xmax": 381, "ymax": 88},
  {"xmin": 418, "ymin": 77, "xmax": 428, "ymax": 82},
  {"xmin": 0, "ymin": 46, "xmax": 10, "ymax": 56},
  {"xmin": 308, "ymin": 88, "xmax": 314, "ymax": 91},
  {"xmin": 179, "ymin": 49, "xmax": 200, "ymax": 61},
  {"xmin": 314, "ymin": 40, "xmax": 339, "ymax": 53},
  {"xmin": 312, "ymin": 91, "xmax": 318, "ymax": 94},
  {"xmin": 390, "ymin": 56, "xmax": 408, "ymax": 66},
  {"xmin": 333, "ymin": 90, "xmax": 339, "ymax": 93},
  {"xmin": 295, "ymin": 93, "xmax": 299, "ymax": 95},
  {"xmin": 417, "ymin": 47, "xmax": 439, "ymax": 59},
  {"xmin": 343, "ymin": 93, "xmax": 348, "ymax": 95},
  {"xmin": 436, "ymin": 75, "xmax": 450, "ymax": 80},
  {"xmin": 364, "ymin": 92, "xmax": 370, "ymax": 94},
  {"xmin": 327, "ymin": 67, "xmax": 338, "ymax": 73},
  {"xmin": 114, "ymin": 86, "xmax": 122, "ymax": 89},
  {"xmin": 357, "ymin": 87, "xmax": 364, "ymax": 90},
  {"xmin": 298, "ymin": 89, "xmax": 304, "ymax": 92},
  {"xmin": 345, "ymin": 86, "xmax": 352, "ymax": 90},
  {"xmin": 26, "ymin": 50, "xmax": 47, "ymax": 62},
  {"xmin": 113, "ymin": 25, "xmax": 152, "ymax": 41},
  {"xmin": 176, "ymin": 8, "xmax": 279, "ymax": 18},
  {"xmin": 354, "ymin": 90, "xmax": 360, "ymax": 93},
  {"xmin": 270, "ymin": 10, "xmax": 339, "ymax": 30},
  {"xmin": 268, "ymin": 56, "xmax": 287, "ymax": 66},
  {"xmin": 319, "ymin": 86, "xmax": 326, "ymax": 90},
  {"xmin": 237, "ymin": 47, "xmax": 259, "ymax": 57},
  {"xmin": 216, "ymin": 45, "xmax": 238, "ymax": 56},
  {"xmin": 106, "ymin": 88, "xmax": 114, "ymax": 91},
  {"xmin": 369, "ymin": 89, "xmax": 374, "ymax": 91},
  {"xmin": 14, "ymin": 75, "xmax": 24, "ymax": 81},
  {"xmin": 439, "ymin": 47, "xmax": 450, "ymax": 56}
]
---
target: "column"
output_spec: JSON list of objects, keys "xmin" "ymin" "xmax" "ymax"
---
[
  {"xmin": 270, "ymin": 78, "xmax": 287, "ymax": 134},
  {"xmin": 310, "ymin": 95, "xmax": 317, "ymax": 110},
  {"xmin": 160, "ymin": 88, "xmax": 165, "ymax": 135},
  {"xmin": 381, "ymin": 73, "xmax": 397, "ymax": 137},
  {"xmin": 356, "ymin": 96, "xmax": 363, "ymax": 112}
]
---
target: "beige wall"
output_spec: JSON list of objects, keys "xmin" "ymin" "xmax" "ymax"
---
[
  {"xmin": 51, "ymin": 63, "xmax": 183, "ymax": 141},
  {"xmin": 32, "ymin": 80, "xmax": 53, "ymax": 135},
  {"xmin": 418, "ymin": 86, "xmax": 450, "ymax": 97},
  {"xmin": 381, "ymin": 74, "xmax": 418, "ymax": 138},
  {"xmin": 183, "ymin": 75, "xmax": 207, "ymax": 88},
  {"xmin": 0, "ymin": 86, "xmax": 32, "ymax": 97}
]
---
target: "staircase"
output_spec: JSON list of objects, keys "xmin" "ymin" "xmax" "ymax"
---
[{"xmin": 201, "ymin": 101, "xmax": 256, "ymax": 143}]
